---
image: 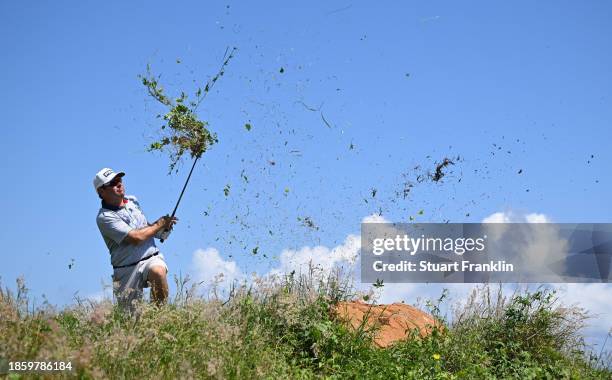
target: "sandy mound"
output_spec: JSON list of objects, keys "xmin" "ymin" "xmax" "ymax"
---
[{"xmin": 332, "ymin": 301, "xmax": 438, "ymax": 348}]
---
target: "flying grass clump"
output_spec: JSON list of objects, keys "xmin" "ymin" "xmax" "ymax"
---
[
  {"xmin": 142, "ymin": 80, "xmax": 217, "ymax": 173},
  {"xmin": 140, "ymin": 48, "xmax": 236, "ymax": 173}
]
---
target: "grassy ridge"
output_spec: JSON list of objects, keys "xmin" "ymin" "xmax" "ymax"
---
[{"xmin": 1, "ymin": 273, "xmax": 610, "ymax": 379}]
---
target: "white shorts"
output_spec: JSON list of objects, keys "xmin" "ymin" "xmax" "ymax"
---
[{"xmin": 112, "ymin": 253, "xmax": 168, "ymax": 312}]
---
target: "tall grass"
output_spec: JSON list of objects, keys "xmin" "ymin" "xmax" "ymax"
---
[{"xmin": 1, "ymin": 273, "xmax": 610, "ymax": 379}]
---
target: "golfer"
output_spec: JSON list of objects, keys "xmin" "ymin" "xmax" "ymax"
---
[{"xmin": 94, "ymin": 168, "xmax": 177, "ymax": 312}]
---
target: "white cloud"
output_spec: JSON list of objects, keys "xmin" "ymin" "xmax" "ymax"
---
[
  {"xmin": 551, "ymin": 283, "xmax": 612, "ymax": 334},
  {"xmin": 481, "ymin": 211, "xmax": 552, "ymax": 241},
  {"xmin": 481, "ymin": 211, "xmax": 553, "ymax": 224},
  {"xmin": 258, "ymin": 214, "xmax": 389, "ymax": 280},
  {"xmin": 521, "ymin": 224, "xmax": 567, "ymax": 278},
  {"xmin": 482, "ymin": 211, "xmax": 512, "ymax": 223},
  {"xmin": 190, "ymin": 247, "xmax": 243, "ymax": 291},
  {"xmin": 189, "ymin": 236, "xmax": 361, "ymax": 296},
  {"xmin": 362, "ymin": 214, "xmax": 389, "ymax": 224},
  {"xmin": 481, "ymin": 210, "xmax": 566, "ymax": 281},
  {"xmin": 270, "ymin": 234, "xmax": 360, "ymax": 278},
  {"xmin": 525, "ymin": 213, "xmax": 550, "ymax": 223},
  {"xmin": 190, "ymin": 214, "xmax": 389, "ymax": 288}
]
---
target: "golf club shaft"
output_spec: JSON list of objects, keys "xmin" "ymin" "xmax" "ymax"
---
[{"xmin": 161, "ymin": 156, "xmax": 199, "ymax": 242}]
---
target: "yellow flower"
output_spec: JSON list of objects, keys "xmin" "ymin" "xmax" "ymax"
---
[{"xmin": 432, "ymin": 353, "xmax": 441, "ymax": 360}]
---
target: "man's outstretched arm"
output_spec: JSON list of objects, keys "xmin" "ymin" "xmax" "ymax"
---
[{"xmin": 125, "ymin": 216, "xmax": 177, "ymax": 245}]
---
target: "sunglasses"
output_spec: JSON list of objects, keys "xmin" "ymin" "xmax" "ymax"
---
[{"xmin": 102, "ymin": 178, "xmax": 123, "ymax": 189}]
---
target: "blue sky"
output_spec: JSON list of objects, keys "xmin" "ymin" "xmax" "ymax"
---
[{"xmin": 1, "ymin": 1, "xmax": 610, "ymax": 348}]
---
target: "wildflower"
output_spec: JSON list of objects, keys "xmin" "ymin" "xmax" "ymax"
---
[
  {"xmin": 207, "ymin": 357, "xmax": 222, "ymax": 377},
  {"xmin": 89, "ymin": 302, "xmax": 112, "ymax": 326},
  {"xmin": 76, "ymin": 345, "xmax": 93, "ymax": 368},
  {"xmin": 432, "ymin": 353, "xmax": 441, "ymax": 360}
]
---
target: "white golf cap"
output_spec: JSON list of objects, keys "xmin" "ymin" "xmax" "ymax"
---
[{"xmin": 93, "ymin": 168, "xmax": 125, "ymax": 190}]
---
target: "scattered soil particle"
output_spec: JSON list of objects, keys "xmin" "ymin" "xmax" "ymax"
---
[
  {"xmin": 298, "ymin": 216, "xmax": 319, "ymax": 230},
  {"xmin": 431, "ymin": 158, "xmax": 455, "ymax": 182}
]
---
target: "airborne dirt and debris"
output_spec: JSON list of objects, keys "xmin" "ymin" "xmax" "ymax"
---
[
  {"xmin": 138, "ymin": 37, "xmax": 593, "ymax": 272},
  {"xmin": 412, "ymin": 156, "xmax": 461, "ymax": 184},
  {"xmin": 135, "ymin": 2, "xmax": 612, "ymax": 275},
  {"xmin": 298, "ymin": 216, "xmax": 319, "ymax": 231},
  {"xmin": 431, "ymin": 157, "xmax": 455, "ymax": 182}
]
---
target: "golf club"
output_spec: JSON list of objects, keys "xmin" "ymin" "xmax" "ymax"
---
[{"xmin": 160, "ymin": 156, "xmax": 199, "ymax": 243}]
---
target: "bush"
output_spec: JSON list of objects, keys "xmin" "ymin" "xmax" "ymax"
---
[{"xmin": 1, "ymin": 275, "xmax": 610, "ymax": 379}]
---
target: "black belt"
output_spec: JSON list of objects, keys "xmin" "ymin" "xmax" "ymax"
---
[{"xmin": 113, "ymin": 252, "xmax": 159, "ymax": 269}]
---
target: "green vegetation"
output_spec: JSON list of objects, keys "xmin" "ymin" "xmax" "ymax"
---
[
  {"xmin": 139, "ymin": 48, "xmax": 236, "ymax": 174},
  {"xmin": 1, "ymin": 275, "xmax": 610, "ymax": 379}
]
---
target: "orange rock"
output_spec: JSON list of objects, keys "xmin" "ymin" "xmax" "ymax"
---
[{"xmin": 332, "ymin": 301, "xmax": 440, "ymax": 348}]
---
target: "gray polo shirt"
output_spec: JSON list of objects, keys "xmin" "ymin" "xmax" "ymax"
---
[{"xmin": 96, "ymin": 195, "xmax": 159, "ymax": 268}]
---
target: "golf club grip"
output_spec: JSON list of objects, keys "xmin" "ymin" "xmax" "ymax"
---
[{"xmin": 161, "ymin": 211, "xmax": 176, "ymax": 243}]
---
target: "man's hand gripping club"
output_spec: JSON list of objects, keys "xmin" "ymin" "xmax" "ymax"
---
[
  {"xmin": 124, "ymin": 215, "xmax": 178, "ymax": 245},
  {"xmin": 155, "ymin": 215, "xmax": 178, "ymax": 241}
]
